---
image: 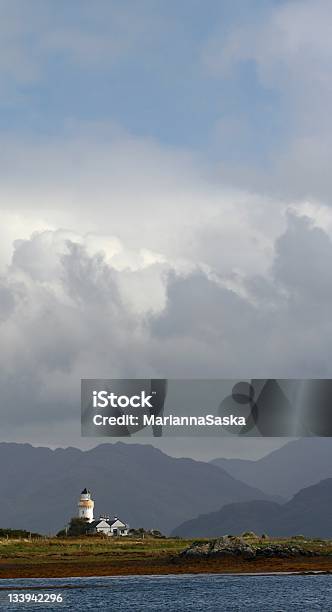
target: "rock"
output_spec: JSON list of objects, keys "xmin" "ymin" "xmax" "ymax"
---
[
  {"xmin": 179, "ymin": 537, "xmax": 321, "ymax": 561},
  {"xmin": 180, "ymin": 536, "xmax": 256, "ymax": 560}
]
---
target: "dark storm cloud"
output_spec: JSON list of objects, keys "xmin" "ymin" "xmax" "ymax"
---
[
  {"xmin": 149, "ymin": 214, "xmax": 332, "ymax": 378},
  {"xmin": 273, "ymin": 214, "xmax": 332, "ymax": 301}
]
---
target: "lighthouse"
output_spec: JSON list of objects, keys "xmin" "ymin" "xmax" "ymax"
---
[{"xmin": 78, "ymin": 488, "xmax": 94, "ymax": 523}]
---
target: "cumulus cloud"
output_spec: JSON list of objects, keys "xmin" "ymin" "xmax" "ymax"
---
[
  {"xmin": 0, "ymin": 208, "xmax": 332, "ymax": 445},
  {"xmin": 150, "ymin": 213, "xmax": 332, "ymax": 378},
  {"xmin": 0, "ymin": 123, "xmax": 289, "ymax": 284}
]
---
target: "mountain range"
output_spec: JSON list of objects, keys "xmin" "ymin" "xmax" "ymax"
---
[
  {"xmin": 211, "ymin": 438, "xmax": 332, "ymax": 498},
  {"xmin": 171, "ymin": 478, "xmax": 332, "ymax": 538},
  {"xmin": 2, "ymin": 438, "xmax": 331, "ymax": 537},
  {"xmin": 0, "ymin": 442, "xmax": 271, "ymax": 535}
]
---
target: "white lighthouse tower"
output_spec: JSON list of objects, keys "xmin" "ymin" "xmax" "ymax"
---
[{"xmin": 78, "ymin": 488, "xmax": 95, "ymax": 523}]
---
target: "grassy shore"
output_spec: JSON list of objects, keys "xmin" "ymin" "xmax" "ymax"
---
[{"xmin": 0, "ymin": 536, "xmax": 331, "ymax": 579}]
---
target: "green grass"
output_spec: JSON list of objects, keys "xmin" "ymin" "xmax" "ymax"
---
[
  {"xmin": 1, "ymin": 535, "xmax": 331, "ymax": 562},
  {"xmin": 0, "ymin": 536, "xmax": 192, "ymax": 564}
]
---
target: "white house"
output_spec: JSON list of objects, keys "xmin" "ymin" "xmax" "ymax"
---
[{"xmin": 88, "ymin": 515, "xmax": 129, "ymax": 537}]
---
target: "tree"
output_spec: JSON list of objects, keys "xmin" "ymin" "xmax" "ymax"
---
[{"xmin": 67, "ymin": 517, "xmax": 89, "ymax": 537}]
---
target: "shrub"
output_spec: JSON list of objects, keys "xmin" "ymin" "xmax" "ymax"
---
[{"xmin": 0, "ymin": 528, "xmax": 42, "ymax": 539}]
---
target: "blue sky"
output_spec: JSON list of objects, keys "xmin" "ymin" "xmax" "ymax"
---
[{"xmin": 0, "ymin": 0, "xmax": 285, "ymax": 164}]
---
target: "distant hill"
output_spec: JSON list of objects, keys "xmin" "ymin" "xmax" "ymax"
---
[
  {"xmin": 171, "ymin": 478, "xmax": 332, "ymax": 539},
  {"xmin": 0, "ymin": 442, "xmax": 271, "ymax": 535},
  {"xmin": 210, "ymin": 438, "xmax": 332, "ymax": 498}
]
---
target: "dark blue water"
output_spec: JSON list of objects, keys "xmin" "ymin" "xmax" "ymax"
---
[{"xmin": 0, "ymin": 574, "xmax": 331, "ymax": 611}]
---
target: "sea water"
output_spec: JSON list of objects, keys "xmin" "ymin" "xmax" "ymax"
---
[{"xmin": 0, "ymin": 574, "xmax": 331, "ymax": 611}]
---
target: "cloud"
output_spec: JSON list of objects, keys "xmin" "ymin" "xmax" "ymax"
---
[
  {"xmin": 149, "ymin": 213, "xmax": 332, "ymax": 378},
  {"xmin": 204, "ymin": 0, "xmax": 332, "ymax": 120},
  {"xmin": 0, "ymin": 1, "xmax": 331, "ymax": 455},
  {"xmin": 0, "ymin": 234, "xmax": 146, "ymax": 431},
  {"xmin": 0, "ymin": 123, "xmax": 289, "ymax": 285},
  {"xmin": 273, "ymin": 213, "xmax": 332, "ymax": 301},
  {"xmin": 0, "ymin": 208, "xmax": 332, "ymax": 445},
  {"xmin": 0, "ymin": 0, "xmax": 330, "ymax": 202},
  {"xmin": 0, "ymin": 0, "xmax": 330, "ymax": 208},
  {"xmin": 203, "ymin": 0, "xmax": 332, "ymax": 200}
]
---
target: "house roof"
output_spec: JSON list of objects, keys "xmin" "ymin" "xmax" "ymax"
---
[
  {"xmin": 88, "ymin": 517, "xmax": 128, "ymax": 529},
  {"xmin": 111, "ymin": 519, "xmax": 126, "ymax": 527},
  {"xmin": 89, "ymin": 519, "xmax": 107, "ymax": 529}
]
